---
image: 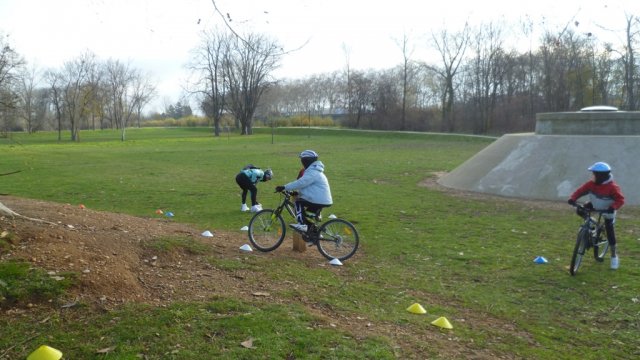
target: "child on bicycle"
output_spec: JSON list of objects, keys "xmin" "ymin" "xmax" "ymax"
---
[
  {"xmin": 568, "ymin": 161, "xmax": 625, "ymax": 269},
  {"xmin": 236, "ymin": 165, "xmax": 273, "ymax": 212},
  {"xmin": 275, "ymin": 150, "xmax": 332, "ymax": 233}
]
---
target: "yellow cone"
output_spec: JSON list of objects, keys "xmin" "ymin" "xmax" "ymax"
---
[
  {"xmin": 431, "ymin": 316, "xmax": 453, "ymax": 329},
  {"xmin": 406, "ymin": 303, "xmax": 427, "ymax": 314},
  {"xmin": 27, "ymin": 345, "xmax": 63, "ymax": 360}
]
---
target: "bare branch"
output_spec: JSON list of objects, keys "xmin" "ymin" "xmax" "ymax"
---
[{"xmin": 209, "ymin": 0, "xmax": 309, "ymax": 56}]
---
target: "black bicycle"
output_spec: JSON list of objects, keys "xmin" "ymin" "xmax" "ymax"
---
[
  {"xmin": 248, "ymin": 190, "xmax": 359, "ymax": 261},
  {"xmin": 569, "ymin": 203, "xmax": 610, "ymax": 275}
]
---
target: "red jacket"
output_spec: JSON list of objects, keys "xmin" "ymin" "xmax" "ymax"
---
[{"xmin": 570, "ymin": 178, "xmax": 625, "ymax": 210}]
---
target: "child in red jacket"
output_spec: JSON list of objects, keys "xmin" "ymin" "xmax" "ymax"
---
[{"xmin": 568, "ymin": 162, "xmax": 625, "ymax": 269}]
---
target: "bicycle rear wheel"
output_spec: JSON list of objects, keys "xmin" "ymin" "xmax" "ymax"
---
[
  {"xmin": 248, "ymin": 209, "xmax": 286, "ymax": 252},
  {"xmin": 316, "ymin": 219, "xmax": 359, "ymax": 261},
  {"xmin": 570, "ymin": 228, "xmax": 588, "ymax": 275}
]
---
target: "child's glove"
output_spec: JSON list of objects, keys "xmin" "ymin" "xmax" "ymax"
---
[
  {"xmin": 275, "ymin": 186, "xmax": 285, "ymax": 193},
  {"xmin": 605, "ymin": 207, "xmax": 615, "ymax": 213},
  {"xmin": 567, "ymin": 199, "xmax": 576, "ymax": 206}
]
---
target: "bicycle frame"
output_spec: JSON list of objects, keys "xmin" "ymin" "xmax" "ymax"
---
[
  {"xmin": 570, "ymin": 203, "xmax": 610, "ymax": 275},
  {"xmin": 272, "ymin": 191, "xmax": 297, "ymax": 220},
  {"xmin": 577, "ymin": 206, "xmax": 607, "ymax": 248},
  {"xmin": 275, "ymin": 191, "xmax": 322, "ymax": 230}
]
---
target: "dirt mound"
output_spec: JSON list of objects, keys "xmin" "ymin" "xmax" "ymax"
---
[{"xmin": 0, "ymin": 196, "xmax": 316, "ymax": 309}]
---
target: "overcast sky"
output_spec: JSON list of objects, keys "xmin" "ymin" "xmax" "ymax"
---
[{"xmin": 0, "ymin": 0, "xmax": 637, "ymax": 113}]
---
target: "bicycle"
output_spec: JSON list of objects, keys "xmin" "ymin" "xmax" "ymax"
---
[
  {"xmin": 247, "ymin": 190, "xmax": 359, "ymax": 261},
  {"xmin": 569, "ymin": 203, "xmax": 610, "ymax": 275}
]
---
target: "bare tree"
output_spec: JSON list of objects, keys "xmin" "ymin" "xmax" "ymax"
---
[
  {"xmin": 33, "ymin": 87, "xmax": 52, "ymax": 131},
  {"xmin": 371, "ymin": 69, "xmax": 401, "ymax": 130},
  {"xmin": 594, "ymin": 42, "xmax": 615, "ymax": 105},
  {"xmin": 467, "ymin": 21, "xmax": 506, "ymax": 133},
  {"xmin": 54, "ymin": 51, "xmax": 99, "ymax": 141},
  {"xmin": 538, "ymin": 29, "xmax": 594, "ymax": 112},
  {"xmin": 0, "ymin": 34, "xmax": 25, "ymax": 133},
  {"xmin": 103, "ymin": 59, "xmax": 149, "ymax": 141},
  {"xmin": 188, "ymin": 28, "xmax": 230, "ymax": 136},
  {"xmin": 347, "ymin": 70, "xmax": 374, "ymax": 128},
  {"xmin": 395, "ymin": 33, "xmax": 416, "ymax": 131},
  {"xmin": 224, "ymin": 32, "xmax": 281, "ymax": 135},
  {"xmin": 342, "ymin": 43, "xmax": 353, "ymax": 121},
  {"xmin": 17, "ymin": 64, "xmax": 40, "ymax": 133},
  {"xmin": 85, "ymin": 62, "xmax": 105, "ymax": 130},
  {"xmin": 131, "ymin": 73, "xmax": 156, "ymax": 128},
  {"xmin": 319, "ymin": 71, "xmax": 344, "ymax": 115},
  {"xmin": 620, "ymin": 14, "xmax": 639, "ymax": 110},
  {"xmin": 44, "ymin": 70, "xmax": 65, "ymax": 140},
  {"xmin": 429, "ymin": 24, "xmax": 470, "ymax": 132}
]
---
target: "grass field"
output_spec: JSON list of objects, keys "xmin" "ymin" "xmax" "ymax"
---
[{"xmin": 1, "ymin": 127, "xmax": 639, "ymax": 359}]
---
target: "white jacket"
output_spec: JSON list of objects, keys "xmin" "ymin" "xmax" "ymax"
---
[{"xmin": 283, "ymin": 161, "xmax": 333, "ymax": 205}]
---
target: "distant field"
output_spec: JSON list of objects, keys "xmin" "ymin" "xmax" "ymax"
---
[{"xmin": 1, "ymin": 127, "xmax": 639, "ymax": 359}]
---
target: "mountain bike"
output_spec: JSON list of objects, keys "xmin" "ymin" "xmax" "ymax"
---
[
  {"xmin": 248, "ymin": 190, "xmax": 359, "ymax": 261},
  {"xmin": 569, "ymin": 203, "xmax": 610, "ymax": 276}
]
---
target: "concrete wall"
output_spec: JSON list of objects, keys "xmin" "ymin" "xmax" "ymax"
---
[
  {"xmin": 438, "ymin": 133, "xmax": 639, "ymax": 205},
  {"xmin": 536, "ymin": 111, "xmax": 640, "ymax": 135}
]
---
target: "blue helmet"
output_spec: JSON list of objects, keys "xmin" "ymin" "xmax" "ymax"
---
[{"xmin": 588, "ymin": 162, "xmax": 611, "ymax": 172}]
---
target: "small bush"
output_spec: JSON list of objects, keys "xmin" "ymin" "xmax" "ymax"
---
[
  {"xmin": 142, "ymin": 116, "xmax": 210, "ymax": 128},
  {"xmin": 270, "ymin": 115, "xmax": 335, "ymax": 127}
]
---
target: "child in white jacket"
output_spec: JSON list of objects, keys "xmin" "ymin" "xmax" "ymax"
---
[{"xmin": 275, "ymin": 150, "xmax": 332, "ymax": 233}]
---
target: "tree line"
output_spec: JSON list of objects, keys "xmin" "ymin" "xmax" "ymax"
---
[
  {"xmin": 0, "ymin": 44, "xmax": 157, "ymax": 141},
  {"xmin": 259, "ymin": 15, "xmax": 640, "ymax": 135},
  {"xmin": 1, "ymin": 12, "xmax": 639, "ymax": 138}
]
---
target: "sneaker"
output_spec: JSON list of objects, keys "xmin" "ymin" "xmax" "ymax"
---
[
  {"xmin": 250, "ymin": 204, "xmax": 262, "ymax": 212},
  {"xmin": 289, "ymin": 223, "xmax": 308, "ymax": 233},
  {"xmin": 611, "ymin": 256, "xmax": 619, "ymax": 270},
  {"xmin": 241, "ymin": 204, "xmax": 249, "ymax": 212}
]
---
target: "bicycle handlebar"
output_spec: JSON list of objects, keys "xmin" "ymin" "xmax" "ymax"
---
[
  {"xmin": 275, "ymin": 189, "xmax": 298, "ymax": 196},
  {"xmin": 570, "ymin": 202, "xmax": 611, "ymax": 214}
]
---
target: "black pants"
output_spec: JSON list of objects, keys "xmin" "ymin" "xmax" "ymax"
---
[
  {"xmin": 604, "ymin": 218, "xmax": 617, "ymax": 246},
  {"xmin": 294, "ymin": 199, "xmax": 330, "ymax": 225},
  {"xmin": 235, "ymin": 173, "xmax": 258, "ymax": 205}
]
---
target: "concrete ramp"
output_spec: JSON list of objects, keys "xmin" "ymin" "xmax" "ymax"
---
[{"xmin": 438, "ymin": 133, "xmax": 640, "ymax": 205}]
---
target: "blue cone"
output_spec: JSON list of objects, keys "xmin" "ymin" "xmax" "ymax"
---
[{"xmin": 533, "ymin": 256, "xmax": 548, "ymax": 264}]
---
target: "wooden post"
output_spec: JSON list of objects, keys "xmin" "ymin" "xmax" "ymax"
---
[
  {"xmin": 291, "ymin": 195, "xmax": 306, "ymax": 252},
  {"xmin": 292, "ymin": 231, "xmax": 307, "ymax": 252}
]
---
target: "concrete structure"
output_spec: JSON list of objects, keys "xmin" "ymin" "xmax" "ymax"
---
[{"xmin": 438, "ymin": 108, "xmax": 640, "ymax": 205}]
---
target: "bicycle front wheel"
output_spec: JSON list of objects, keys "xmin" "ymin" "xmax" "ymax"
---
[
  {"xmin": 570, "ymin": 228, "xmax": 588, "ymax": 276},
  {"xmin": 593, "ymin": 234, "xmax": 609, "ymax": 262},
  {"xmin": 316, "ymin": 219, "xmax": 359, "ymax": 261},
  {"xmin": 248, "ymin": 209, "xmax": 286, "ymax": 252}
]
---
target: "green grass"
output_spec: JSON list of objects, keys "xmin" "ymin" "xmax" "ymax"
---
[
  {"xmin": 1, "ymin": 127, "xmax": 640, "ymax": 359},
  {"xmin": 0, "ymin": 261, "xmax": 75, "ymax": 306},
  {"xmin": 148, "ymin": 236, "xmax": 210, "ymax": 255}
]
